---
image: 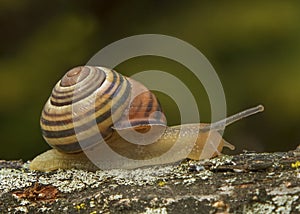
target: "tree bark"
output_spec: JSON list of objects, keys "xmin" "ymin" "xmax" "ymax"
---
[{"xmin": 0, "ymin": 148, "xmax": 299, "ymax": 213}]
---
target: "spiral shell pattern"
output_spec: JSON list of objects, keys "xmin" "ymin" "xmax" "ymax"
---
[{"xmin": 40, "ymin": 66, "xmax": 166, "ymax": 153}]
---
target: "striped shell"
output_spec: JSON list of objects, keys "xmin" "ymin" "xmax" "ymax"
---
[{"xmin": 40, "ymin": 66, "xmax": 166, "ymax": 154}]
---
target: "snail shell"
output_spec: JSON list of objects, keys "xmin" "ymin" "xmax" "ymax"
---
[
  {"xmin": 30, "ymin": 66, "xmax": 264, "ymax": 171},
  {"xmin": 40, "ymin": 66, "xmax": 166, "ymax": 154}
]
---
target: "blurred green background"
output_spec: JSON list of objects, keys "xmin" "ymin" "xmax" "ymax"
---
[{"xmin": 1, "ymin": 0, "xmax": 299, "ymax": 161}]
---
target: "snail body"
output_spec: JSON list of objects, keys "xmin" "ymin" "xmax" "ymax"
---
[{"xmin": 30, "ymin": 66, "xmax": 264, "ymax": 171}]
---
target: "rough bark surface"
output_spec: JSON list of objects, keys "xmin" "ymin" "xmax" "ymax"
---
[{"xmin": 0, "ymin": 148, "xmax": 300, "ymax": 214}]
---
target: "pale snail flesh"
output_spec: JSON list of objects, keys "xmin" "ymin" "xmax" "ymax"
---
[{"xmin": 30, "ymin": 66, "xmax": 264, "ymax": 171}]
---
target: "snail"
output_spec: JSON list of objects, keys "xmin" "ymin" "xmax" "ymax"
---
[{"xmin": 30, "ymin": 66, "xmax": 264, "ymax": 171}]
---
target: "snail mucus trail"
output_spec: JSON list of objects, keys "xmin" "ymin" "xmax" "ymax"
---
[{"xmin": 30, "ymin": 66, "xmax": 264, "ymax": 171}]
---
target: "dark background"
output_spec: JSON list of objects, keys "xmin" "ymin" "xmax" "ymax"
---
[{"xmin": 1, "ymin": 0, "xmax": 299, "ymax": 160}]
